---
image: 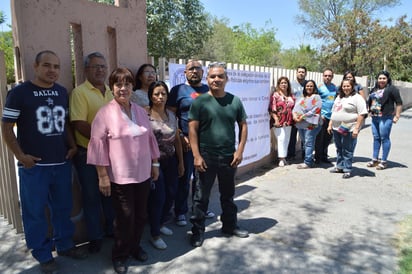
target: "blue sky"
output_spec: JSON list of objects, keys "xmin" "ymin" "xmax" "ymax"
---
[
  {"xmin": 200, "ymin": 0, "xmax": 412, "ymax": 49},
  {"xmin": 1, "ymin": 0, "xmax": 411, "ymax": 49}
]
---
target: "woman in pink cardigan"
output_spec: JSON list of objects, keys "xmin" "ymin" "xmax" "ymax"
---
[{"xmin": 87, "ymin": 68, "xmax": 160, "ymax": 274}]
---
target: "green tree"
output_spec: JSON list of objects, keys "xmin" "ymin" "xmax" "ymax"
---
[
  {"xmin": 0, "ymin": 11, "xmax": 5, "ymax": 25},
  {"xmin": 280, "ymin": 45, "xmax": 321, "ymax": 71},
  {"xmin": 147, "ymin": 0, "xmax": 212, "ymax": 59},
  {"xmin": 375, "ymin": 16, "xmax": 412, "ymax": 81},
  {"xmin": 0, "ymin": 31, "xmax": 15, "ymax": 83},
  {"xmin": 199, "ymin": 18, "xmax": 281, "ymax": 66},
  {"xmin": 197, "ymin": 17, "xmax": 237, "ymax": 62},
  {"xmin": 231, "ymin": 23, "xmax": 281, "ymax": 66},
  {"xmin": 91, "ymin": 0, "xmax": 212, "ymax": 59},
  {"xmin": 296, "ymin": 0, "xmax": 401, "ymax": 75}
]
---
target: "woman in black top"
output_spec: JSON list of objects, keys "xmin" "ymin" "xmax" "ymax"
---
[{"xmin": 367, "ymin": 71, "xmax": 403, "ymax": 170}]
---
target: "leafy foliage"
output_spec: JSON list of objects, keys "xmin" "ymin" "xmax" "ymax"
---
[
  {"xmin": 0, "ymin": 10, "xmax": 14, "ymax": 83},
  {"xmin": 295, "ymin": 0, "xmax": 412, "ymax": 81},
  {"xmin": 198, "ymin": 18, "xmax": 281, "ymax": 66},
  {"xmin": 379, "ymin": 16, "xmax": 412, "ymax": 81},
  {"xmin": 147, "ymin": 0, "xmax": 212, "ymax": 59},
  {"xmin": 280, "ymin": 45, "xmax": 321, "ymax": 72},
  {"xmin": 0, "ymin": 11, "xmax": 5, "ymax": 25},
  {"xmin": 91, "ymin": 0, "xmax": 212, "ymax": 60},
  {"xmin": 0, "ymin": 31, "xmax": 15, "ymax": 83}
]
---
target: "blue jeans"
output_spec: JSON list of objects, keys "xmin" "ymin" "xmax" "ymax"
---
[
  {"xmin": 148, "ymin": 155, "xmax": 179, "ymax": 237},
  {"xmin": 191, "ymin": 151, "xmax": 237, "ymax": 235},
  {"xmin": 174, "ymin": 150, "xmax": 194, "ymax": 216},
  {"xmin": 333, "ymin": 130, "xmax": 356, "ymax": 173},
  {"xmin": 299, "ymin": 126, "xmax": 321, "ymax": 166},
  {"xmin": 73, "ymin": 146, "xmax": 114, "ymax": 241},
  {"xmin": 19, "ymin": 162, "xmax": 75, "ymax": 263},
  {"xmin": 371, "ymin": 116, "xmax": 393, "ymax": 162}
]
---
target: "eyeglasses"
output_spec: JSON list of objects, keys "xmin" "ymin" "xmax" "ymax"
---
[
  {"xmin": 187, "ymin": 66, "xmax": 202, "ymax": 72},
  {"xmin": 114, "ymin": 82, "xmax": 133, "ymax": 89},
  {"xmin": 143, "ymin": 71, "xmax": 156, "ymax": 76},
  {"xmin": 87, "ymin": 64, "xmax": 107, "ymax": 70}
]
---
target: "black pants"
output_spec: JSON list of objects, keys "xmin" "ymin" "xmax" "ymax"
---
[
  {"xmin": 191, "ymin": 152, "xmax": 237, "ymax": 235},
  {"xmin": 315, "ymin": 118, "xmax": 332, "ymax": 161},
  {"xmin": 111, "ymin": 179, "xmax": 150, "ymax": 261}
]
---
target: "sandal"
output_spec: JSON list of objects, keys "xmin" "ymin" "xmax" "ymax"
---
[
  {"xmin": 376, "ymin": 162, "xmax": 387, "ymax": 170},
  {"xmin": 366, "ymin": 160, "xmax": 379, "ymax": 167}
]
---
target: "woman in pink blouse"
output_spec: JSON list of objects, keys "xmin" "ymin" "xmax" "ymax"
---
[
  {"xmin": 269, "ymin": 76, "xmax": 295, "ymax": 167},
  {"xmin": 87, "ymin": 68, "xmax": 160, "ymax": 274}
]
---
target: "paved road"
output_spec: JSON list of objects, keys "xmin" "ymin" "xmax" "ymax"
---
[{"xmin": 1, "ymin": 109, "xmax": 412, "ymax": 274}]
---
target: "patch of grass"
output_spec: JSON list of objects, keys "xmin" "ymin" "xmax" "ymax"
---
[{"xmin": 395, "ymin": 215, "xmax": 412, "ymax": 274}]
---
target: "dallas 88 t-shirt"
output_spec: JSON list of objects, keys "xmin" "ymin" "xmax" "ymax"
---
[{"xmin": 2, "ymin": 81, "xmax": 70, "ymax": 165}]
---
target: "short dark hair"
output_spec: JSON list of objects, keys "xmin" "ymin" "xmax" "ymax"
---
[
  {"xmin": 35, "ymin": 50, "xmax": 58, "ymax": 64},
  {"xmin": 323, "ymin": 68, "xmax": 334, "ymax": 73},
  {"xmin": 84, "ymin": 52, "xmax": 106, "ymax": 67},
  {"xmin": 108, "ymin": 67, "xmax": 134, "ymax": 90},
  {"xmin": 297, "ymin": 66, "xmax": 307, "ymax": 72}
]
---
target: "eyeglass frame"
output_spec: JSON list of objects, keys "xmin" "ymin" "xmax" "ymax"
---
[
  {"xmin": 143, "ymin": 70, "xmax": 157, "ymax": 76},
  {"xmin": 86, "ymin": 64, "xmax": 108, "ymax": 70}
]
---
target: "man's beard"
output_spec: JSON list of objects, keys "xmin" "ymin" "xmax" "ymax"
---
[{"xmin": 188, "ymin": 77, "xmax": 201, "ymax": 85}]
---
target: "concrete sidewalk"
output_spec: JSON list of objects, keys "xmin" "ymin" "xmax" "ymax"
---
[{"xmin": 1, "ymin": 109, "xmax": 412, "ymax": 274}]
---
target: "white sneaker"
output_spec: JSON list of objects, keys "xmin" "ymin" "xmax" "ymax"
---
[
  {"xmin": 150, "ymin": 237, "xmax": 167, "ymax": 250},
  {"xmin": 279, "ymin": 159, "xmax": 288, "ymax": 167},
  {"xmin": 160, "ymin": 226, "xmax": 173, "ymax": 236},
  {"xmin": 205, "ymin": 210, "xmax": 215, "ymax": 219},
  {"xmin": 176, "ymin": 215, "xmax": 187, "ymax": 226}
]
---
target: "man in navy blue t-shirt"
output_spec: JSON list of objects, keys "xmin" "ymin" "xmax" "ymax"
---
[
  {"xmin": 1, "ymin": 50, "xmax": 86, "ymax": 273},
  {"xmin": 167, "ymin": 60, "xmax": 215, "ymax": 227}
]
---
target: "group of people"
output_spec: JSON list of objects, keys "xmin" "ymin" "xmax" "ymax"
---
[
  {"xmin": 269, "ymin": 66, "xmax": 403, "ymax": 178},
  {"xmin": 1, "ymin": 49, "xmax": 403, "ymax": 274},
  {"xmin": 1, "ymin": 51, "xmax": 249, "ymax": 274}
]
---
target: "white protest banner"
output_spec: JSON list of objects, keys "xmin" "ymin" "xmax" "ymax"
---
[{"xmin": 169, "ymin": 63, "xmax": 271, "ymax": 166}]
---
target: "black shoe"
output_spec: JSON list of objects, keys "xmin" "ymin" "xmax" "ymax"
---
[
  {"xmin": 190, "ymin": 233, "xmax": 204, "ymax": 247},
  {"xmin": 113, "ymin": 260, "xmax": 128, "ymax": 274},
  {"xmin": 222, "ymin": 227, "xmax": 249, "ymax": 238},
  {"xmin": 88, "ymin": 239, "xmax": 102, "ymax": 253},
  {"xmin": 132, "ymin": 247, "xmax": 148, "ymax": 262},
  {"xmin": 40, "ymin": 259, "xmax": 57, "ymax": 274},
  {"xmin": 57, "ymin": 246, "xmax": 88, "ymax": 259},
  {"xmin": 321, "ymin": 158, "xmax": 332, "ymax": 163}
]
